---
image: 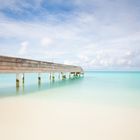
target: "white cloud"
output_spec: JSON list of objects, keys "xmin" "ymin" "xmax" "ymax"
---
[
  {"xmin": 18, "ymin": 41, "xmax": 29, "ymax": 55},
  {"xmin": 64, "ymin": 60, "xmax": 80, "ymax": 65},
  {"xmin": 0, "ymin": 0, "xmax": 140, "ymax": 70},
  {"xmin": 41, "ymin": 37, "xmax": 52, "ymax": 47},
  {"xmin": 77, "ymin": 55, "xmax": 89, "ymax": 62}
]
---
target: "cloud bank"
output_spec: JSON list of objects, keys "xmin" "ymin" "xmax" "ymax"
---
[{"xmin": 0, "ymin": 0, "xmax": 140, "ymax": 70}]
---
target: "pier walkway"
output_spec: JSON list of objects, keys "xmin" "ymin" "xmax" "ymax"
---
[{"xmin": 0, "ymin": 56, "xmax": 84, "ymax": 87}]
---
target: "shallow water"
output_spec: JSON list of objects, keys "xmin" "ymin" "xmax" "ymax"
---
[
  {"xmin": 0, "ymin": 72, "xmax": 140, "ymax": 107},
  {"xmin": 0, "ymin": 72, "xmax": 140, "ymax": 140}
]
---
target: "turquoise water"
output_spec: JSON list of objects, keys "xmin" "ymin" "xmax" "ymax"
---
[{"xmin": 0, "ymin": 72, "xmax": 140, "ymax": 107}]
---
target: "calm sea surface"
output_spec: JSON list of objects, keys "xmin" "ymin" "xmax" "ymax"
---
[{"xmin": 0, "ymin": 72, "xmax": 140, "ymax": 107}]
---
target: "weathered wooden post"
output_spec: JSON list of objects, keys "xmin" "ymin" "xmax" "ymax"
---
[
  {"xmin": 61, "ymin": 72, "xmax": 63, "ymax": 80},
  {"xmin": 22, "ymin": 73, "xmax": 25, "ymax": 84},
  {"xmin": 62, "ymin": 73, "xmax": 66, "ymax": 80},
  {"xmin": 16, "ymin": 73, "xmax": 20, "ymax": 87},
  {"xmin": 52, "ymin": 73, "xmax": 55, "ymax": 81},
  {"xmin": 58, "ymin": 73, "xmax": 61, "ymax": 80},
  {"xmin": 38, "ymin": 73, "xmax": 41, "ymax": 85},
  {"xmin": 49, "ymin": 73, "xmax": 52, "ymax": 81},
  {"xmin": 69, "ymin": 73, "xmax": 71, "ymax": 79}
]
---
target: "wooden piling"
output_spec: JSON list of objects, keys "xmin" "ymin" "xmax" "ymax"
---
[{"xmin": 16, "ymin": 73, "xmax": 20, "ymax": 87}]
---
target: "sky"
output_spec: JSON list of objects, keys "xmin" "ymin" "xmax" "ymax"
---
[{"xmin": 0, "ymin": 0, "xmax": 140, "ymax": 70}]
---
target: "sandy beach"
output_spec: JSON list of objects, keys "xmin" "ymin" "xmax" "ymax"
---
[{"xmin": 0, "ymin": 96, "xmax": 140, "ymax": 140}]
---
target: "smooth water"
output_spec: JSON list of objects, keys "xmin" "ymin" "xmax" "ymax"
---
[
  {"xmin": 0, "ymin": 72, "xmax": 140, "ymax": 140},
  {"xmin": 0, "ymin": 72, "xmax": 140, "ymax": 107}
]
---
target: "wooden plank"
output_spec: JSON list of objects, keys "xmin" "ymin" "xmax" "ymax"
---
[{"xmin": 0, "ymin": 56, "xmax": 84, "ymax": 73}]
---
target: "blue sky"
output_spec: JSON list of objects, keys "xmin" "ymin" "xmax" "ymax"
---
[{"xmin": 0, "ymin": 0, "xmax": 140, "ymax": 70}]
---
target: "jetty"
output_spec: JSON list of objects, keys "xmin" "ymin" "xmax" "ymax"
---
[{"xmin": 0, "ymin": 55, "xmax": 84, "ymax": 87}]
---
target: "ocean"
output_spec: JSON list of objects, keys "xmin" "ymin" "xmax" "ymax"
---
[
  {"xmin": 0, "ymin": 72, "xmax": 140, "ymax": 106},
  {"xmin": 0, "ymin": 72, "xmax": 140, "ymax": 140}
]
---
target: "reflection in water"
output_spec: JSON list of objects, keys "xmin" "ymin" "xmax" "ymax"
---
[
  {"xmin": 16, "ymin": 86, "xmax": 20, "ymax": 94},
  {"xmin": 0, "ymin": 76, "xmax": 84, "ymax": 98},
  {"xmin": 38, "ymin": 80, "xmax": 41, "ymax": 89},
  {"xmin": 22, "ymin": 84, "xmax": 25, "ymax": 94},
  {"xmin": 16, "ymin": 83, "xmax": 25, "ymax": 95}
]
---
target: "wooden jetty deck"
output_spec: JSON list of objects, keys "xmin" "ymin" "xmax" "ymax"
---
[{"xmin": 0, "ymin": 55, "xmax": 84, "ymax": 87}]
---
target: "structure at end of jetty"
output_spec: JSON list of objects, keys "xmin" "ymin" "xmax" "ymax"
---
[{"xmin": 0, "ymin": 55, "xmax": 84, "ymax": 87}]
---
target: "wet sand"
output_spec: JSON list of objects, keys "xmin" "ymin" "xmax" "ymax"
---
[{"xmin": 0, "ymin": 97, "xmax": 140, "ymax": 140}]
